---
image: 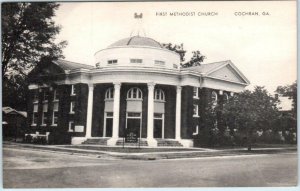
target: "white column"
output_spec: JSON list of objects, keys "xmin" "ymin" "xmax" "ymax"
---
[
  {"xmin": 85, "ymin": 84, "xmax": 94, "ymax": 138},
  {"xmin": 147, "ymin": 83, "xmax": 155, "ymax": 140},
  {"xmin": 112, "ymin": 82, "xmax": 121, "ymax": 139},
  {"xmin": 175, "ymin": 86, "xmax": 182, "ymax": 140}
]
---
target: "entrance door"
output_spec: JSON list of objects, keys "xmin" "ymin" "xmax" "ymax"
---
[
  {"xmin": 126, "ymin": 112, "xmax": 142, "ymax": 137},
  {"xmin": 154, "ymin": 119, "xmax": 163, "ymax": 138},
  {"xmin": 127, "ymin": 118, "xmax": 140, "ymax": 135},
  {"xmin": 104, "ymin": 112, "xmax": 113, "ymax": 137},
  {"xmin": 105, "ymin": 118, "xmax": 113, "ymax": 137},
  {"xmin": 154, "ymin": 113, "xmax": 164, "ymax": 138}
]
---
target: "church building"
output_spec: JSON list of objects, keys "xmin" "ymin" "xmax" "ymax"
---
[{"xmin": 27, "ymin": 35, "xmax": 250, "ymax": 147}]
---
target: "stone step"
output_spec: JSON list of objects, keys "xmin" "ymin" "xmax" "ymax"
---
[
  {"xmin": 156, "ymin": 139, "xmax": 183, "ymax": 147},
  {"xmin": 82, "ymin": 138, "xmax": 109, "ymax": 145},
  {"xmin": 116, "ymin": 139, "xmax": 148, "ymax": 146}
]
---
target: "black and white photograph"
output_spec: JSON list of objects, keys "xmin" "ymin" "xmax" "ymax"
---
[{"xmin": 1, "ymin": 0, "xmax": 297, "ymax": 188}]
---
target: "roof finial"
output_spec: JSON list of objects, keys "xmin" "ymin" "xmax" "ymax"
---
[{"xmin": 130, "ymin": 13, "xmax": 146, "ymax": 37}]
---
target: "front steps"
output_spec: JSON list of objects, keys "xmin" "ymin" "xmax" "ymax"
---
[
  {"xmin": 156, "ymin": 139, "xmax": 183, "ymax": 147},
  {"xmin": 81, "ymin": 138, "xmax": 184, "ymax": 147},
  {"xmin": 82, "ymin": 138, "xmax": 109, "ymax": 145},
  {"xmin": 116, "ymin": 139, "xmax": 148, "ymax": 147}
]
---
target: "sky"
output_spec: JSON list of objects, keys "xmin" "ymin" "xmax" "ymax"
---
[{"xmin": 53, "ymin": 1, "xmax": 297, "ymax": 93}]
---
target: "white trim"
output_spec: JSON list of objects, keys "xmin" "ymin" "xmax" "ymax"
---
[
  {"xmin": 204, "ymin": 60, "xmax": 250, "ymax": 85},
  {"xmin": 32, "ymin": 112, "xmax": 38, "ymax": 126},
  {"xmin": 212, "ymin": 91, "xmax": 218, "ymax": 106},
  {"xmin": 70, "ymin": 101, "xmax": 75, "ymax": 114},
  {"xmin": 94, "ymin": 45, "xmax": 180, "ymax": 57},
  {"xmin": 103, "ymin": 112, "xmax": 113, "ymax": 137},
  {"xmin": 127, "ymin": 87, "xmax": 143, "ymax": 99},
  {"xmin": 52, "ymin": 110, "xmax": 58, "ymax": 126},
  {"xmin": 193, "ymin": 125, "xmax": 199, "ymax": 136},
  {"xmin": 71, "ymin": 85, "xmax": 76, "ymax": 96},
  {"xmin": 68, "ymin": 121, "xmax": 74, "ymax": 132},
  {"xmin": 204, "ymin": 75, "xmax": 249, "ymax": 86}
]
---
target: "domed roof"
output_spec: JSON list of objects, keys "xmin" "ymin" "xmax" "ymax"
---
[{"xmin": 108, "ymin": 36, "xmax": 163, "ymax": 48}]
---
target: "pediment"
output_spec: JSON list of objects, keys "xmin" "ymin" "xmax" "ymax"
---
[
  {"xmin": 206, "ymin": 62, "xmax": 249, "ymax": 84},
  {"xmin": 28, "ymin": 60, "xmax": 66, "ymax": 83}
]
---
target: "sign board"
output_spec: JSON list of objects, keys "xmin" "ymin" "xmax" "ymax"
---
[
  {"xmin": 74, "ymin": 125, "xmax": 84, "ymax": 132},
  {"xmin": 125, "ymin": 131, "xmax": 138, "ymax": 143}
]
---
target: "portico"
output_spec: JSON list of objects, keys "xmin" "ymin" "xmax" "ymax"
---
[{"xmin": 83, "ymin": 80, "xmax": 183, "ymax": 147}]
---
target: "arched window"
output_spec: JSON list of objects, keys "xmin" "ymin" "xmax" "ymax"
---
[
  {"xmin": 224, "ymin": 93, "xmax": 229, "ymax": 103},
  {"xmin": 212, "ymin": 91, "xmax": 218, "ymax": 105},
  {"xmin": 154, "ymin": 89, "xmax": 165, "ymax": 101},
  {"xmin": 105, "ymin": 88, "xmax": 114, "ymax": 100},
  {"xmin": 127, "ymin": 87, "xmax": 143, "ymax": 99}
]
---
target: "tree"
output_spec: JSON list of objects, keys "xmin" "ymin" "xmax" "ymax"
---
[
  {"xmin": 162, "ymin": 43, "xmax": 206, "ymax": 67},
  {"xmin": 181, "ymin": 50, "xmax": 206, "ymax": 68},
  {"xmin": 276, "ymin": 81, "xmax": 297, "ymax": 114},
  {"xmin": 223, "ymin": 86, "xmax": 280, "ymax": 150},
  {"xmin": 2, "ymin": 2, "xmax": 67, "ymax": 110},
  {"xmin": 275, "ymin": 81, "xmax": 297, "ymax": 143},
  {"xmin": 162, "ymin": 43, "xmax": 186, "ymax": 62}
]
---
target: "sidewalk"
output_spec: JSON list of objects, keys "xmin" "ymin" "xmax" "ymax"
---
[{"xmin": 3, "ymin": 141, "xmax": 297, "ymax": 160}]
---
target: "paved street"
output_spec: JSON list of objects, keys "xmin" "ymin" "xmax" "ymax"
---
[{"xmin": 3, "ymin": 146, "xmax": 298, "ymax": 188}]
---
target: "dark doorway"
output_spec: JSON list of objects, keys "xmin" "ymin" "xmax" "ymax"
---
[
  {"xmin": 154, "ymin": 119, "xmax": 163, "ymax": 138},
  {"xmin": 127, "ymin": 118, "xmax": 141, "ymax": 135},
  {"xmin": 105, "ymin": 118, "xmax": 113, "ymax": 137}
]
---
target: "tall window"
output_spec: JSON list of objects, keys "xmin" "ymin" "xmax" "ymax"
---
[
  {"xmin": 32, "ymin": 112, "xmax": 38, "ymax": 125},
  {"xmin": 105, "ymin": 88, "xmax": 114, "ymax": 100},
  {"xmin": 193, "ymin": 87, "xmax": 199, "ymax": 99},
  {"xmin": 42, "ymin": 111, "xmax": 47, "ymax": 125},
  {"xmin": 42, "ymin": 103, "xmax": 48, "ymax": 125},
  {"xmin": 193, "ymin": 104, "xmax": 199, "ymax": 117},
  {"xmin": 52, "ymin": 102, "xmax": 59, "ymax": 126},
  {"xmin": 53, "ymin": 89, "xmax": 59, "ymax": 101},
  {"xmin": 32, "ymin": 103, "xmax": 38, "ymax": 126},
  {"xmin": 130, "ymin": 59, "xmax": 143, "ymax": 64},
  {"xmin": 154, "ymin": 89, "xmax": 165, "ymax": 101},
  {"xmin": 212, "ymin": 91, "xmax": 218, "ymax": 106},
  {"xmin": 108, "ymin": 59, "xmax": 118, "ymax": 64},
  {"xmin": 127, "ymin": 87, "xmax": 143, "ymax": 99},
  {"xmin": 71, "ymin": 85, "xmax": 76, "ymax": 96},
  {"xmin": 43, "ymin": 90, "xmax": 49, "ymax": 101},
  {"xmin": 33, "ymin": 92, "xmax": 39, "ymax": 103},
  {"xmin": 70, "ymin": 101, "xmax": 75, "ymax": 114}
]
